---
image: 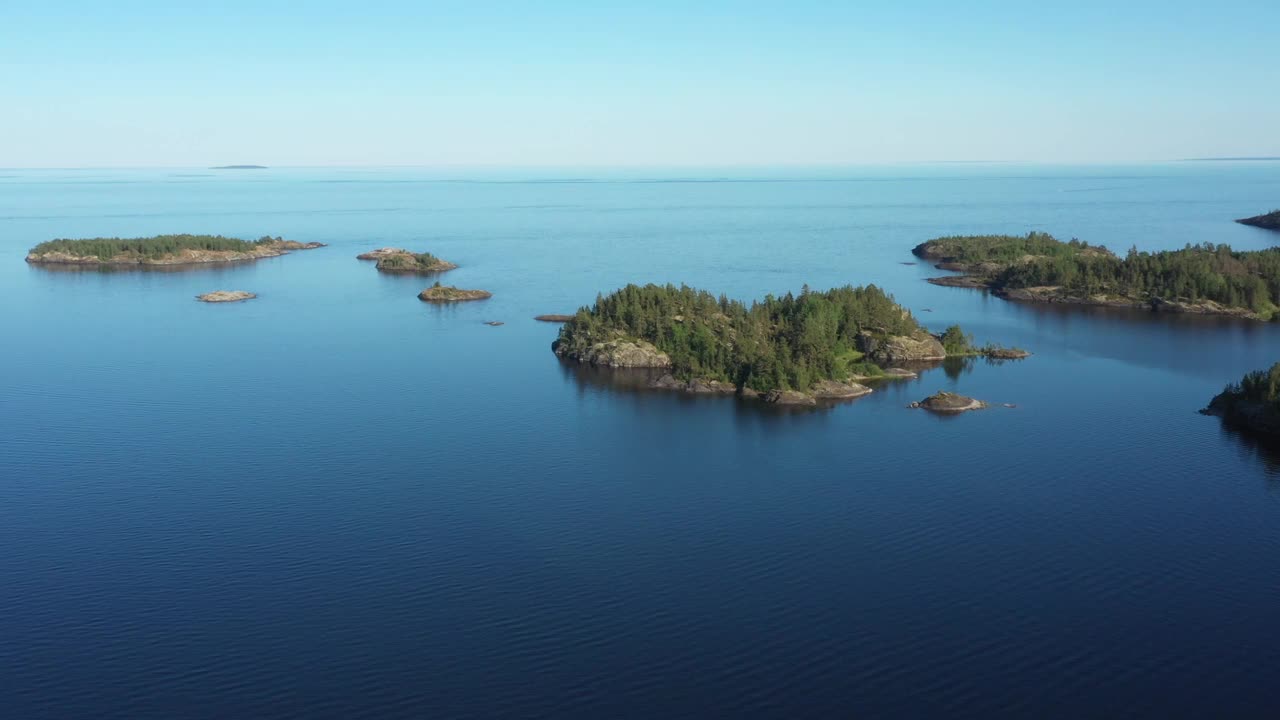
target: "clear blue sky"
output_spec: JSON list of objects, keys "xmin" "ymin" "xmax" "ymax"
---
[{"xmin": 2, "ymin": 0, "xmax": 1277, "ymax": 167}]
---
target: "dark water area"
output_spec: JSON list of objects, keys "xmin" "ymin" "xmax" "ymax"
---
[{"xmin": 2, "ymin": 164, "xmax": 1279, "ymax": 719}]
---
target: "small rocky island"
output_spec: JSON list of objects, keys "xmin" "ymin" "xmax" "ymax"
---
[
  {"xmin": 26, "ymin": 234, "xmax": 324, "ymax": 267},
  {"xmin": 534, "ymin": 314, "xmax": 576, "ymax": 322},
  {"xmin": 418, "ymin": 282, "xmax": 492, "ymax": 303},
  {"xmin": 552, "ymin": 283, "xmax": 1023, "ymax": 406},
  {"xmin": 357, "ymin": 248, "xmax": 457, "ymax": 274},
  {"xmin": 196, "ymin": 290, "xmax": 256, "ymax": 303},
  {"xmin": 1201, "ymin": 363, "xmax": 1280, "ymax": 435},
  {"xmin": 1236, "ymin": 210, "xmax": 1280, "ymax": 231},
  {"xmin": 914, "ymin": 232, "xmax": 1280, "ymax": 321},
  {"xmin": 912, "ymin": 391, "xmax": 987, "ymax": 413}
]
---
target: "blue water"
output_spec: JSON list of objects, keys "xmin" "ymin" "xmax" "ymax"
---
[{"xmin": 2, "ymin": 164, "xmax": 1279, "ymax": 719}]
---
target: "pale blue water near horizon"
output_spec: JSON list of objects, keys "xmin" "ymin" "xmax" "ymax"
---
[{"xmin": 2, "ymin": 164, "xmax": 1280, "ymax": 719}]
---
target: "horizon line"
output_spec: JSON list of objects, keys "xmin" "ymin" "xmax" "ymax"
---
[{"xmin": 5, "ymin": 158, "xmax": 1279, "ymax": 171}]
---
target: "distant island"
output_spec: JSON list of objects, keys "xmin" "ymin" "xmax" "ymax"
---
[
  {"xmin": 418, "ymin": 282, "xmax": 492, "ymax": 303},
  {"xmin": 1236, "ymin": 210, "xmax": 1280, "ymax": 231},
  {"xmin": 1180, "ymin": 157, "xmax": 1280, "ymax": 162},
  {"xmin": 197, "ymin": 290, "xmax": 256, "ymax": 303},
  {"xmin": 915, "ymin": 232, "xmax": 1280, "ymax": 320},
  {"xmin": 552, "ymin": 283, "xmax": 1024, "ymax": 405},
  {"xmin": 1202, "ymin": 363, "xmax": 1280, "ymax": 435},
  {"xmin": 26, "ymin": 234, "xmax": 325, "ymax": 266},
  {"xmin": 357, "ymin": 248, "xmax": 457, "ymax": 274},
  {"xmin": 210, "ymin": 165, "xmax": 268, "ymax": 170}
]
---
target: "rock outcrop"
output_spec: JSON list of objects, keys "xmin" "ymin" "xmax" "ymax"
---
[
  {"xmin": 912, "ymin": 391, "xmax": 987, "ymax": 413},
  {"xmin": 857, "ymin": 330, "xmax": 946, "ymax": 363},
  {"xmin": 196, "ymin": 290, "xmax": 256, "ymax": 303},
  {"xmin": 811, "ymin": 379, "xmax": 873, "ymax": 399},
  {"xmin": 763, "ymin": 389, "xmax": 817, "ymax": 406},
  {"xmin": 555, "ymin": 338, "xmax": 672, "ymax": 368},
  {"xmin": 648, "ymin": 374, "xmax": 737, "ymax": 393}
]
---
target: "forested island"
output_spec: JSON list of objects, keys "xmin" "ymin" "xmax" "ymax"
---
[
  {"xmin": 1202, "ymin": 363, "xmax": 1280, "ymax": 435},
  {"xmin": 1237, "ymin": 210, "xmax": 1280, "ymax": 231},
  {"xmin": 26, "ymin": 234, "xmax": 324, "ymax": 266},
  {"xmin": 553, "ymin": 283, "xmax": 1023, "ymax": 405},
  {"xmin": 915, "ymin": 233, "xmax": 1280, "ymax": 320},
  {"xmin": 357, "ymin": 248, "xmax": 457, "ymax": 274}
]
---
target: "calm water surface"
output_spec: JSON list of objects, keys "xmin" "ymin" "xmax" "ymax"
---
[{"xmin": 2, "ymin": 164, "xmax": 1279, "ymax": 718}]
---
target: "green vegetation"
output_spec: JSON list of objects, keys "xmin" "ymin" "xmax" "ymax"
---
[
  {"xmin": 920, "ymin": 233, "xmax": 1280, "ymax": 319},
  {"xmin": 556, "ymin": 283, "xmax": 947, "ymax": 393},
  {"xmin": 376, "ymin": 251, "xmax": 447, "ymax": 272},
  {"xmin": 938, "ymin": 325, "xmax": 975, "ymax": 355},
  {"xmin": 937, "ymin": 324, "xmax": 1028, "ymax": 358},
  {"xmin": 29, "ymin": 234, "xmax": 284, "ymax": 261},
  {"xmin": 1205, "ymin": 363, "xmax": 1280, "ymax": 435},
  {"xmin": 1215, "ymin": 363, "xmax": 1280, "ymax": 410},
  {"xmin": 996, "ymin": 243, "xmax": 1280, "ymax": 318},
  {"xmin": 914, "ymin": 232, "xmax": 1104, "ymax": 264}
]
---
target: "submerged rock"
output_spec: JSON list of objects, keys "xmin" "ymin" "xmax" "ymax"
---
[
  {"xmin": 196, "ymin": 290, "xmax": 256, "ymax": 303},
  {"xmin": 984, "ymin": 347, "xmax": 1032, "ymax": 359}
]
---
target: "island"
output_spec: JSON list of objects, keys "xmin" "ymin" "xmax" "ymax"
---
[
  {"xmin": 1237, "ymin": 210, "xmax": 1280, "ymax": 231},
  {"xmin": 911, "ymin": 391, "xmax": 987, "ymax": 413},
  {"xmin": 418, "ymin": 282, "xmax": 492, "ymax": 303},
  {"xmin": 26, "ymin": 234, "xmax": 325, "ymax": 266},
  {"xmin": 552, "ymin": 283, "xmax": 1022, "ymax": 405},
  {"xmin": 357, "ymin": 248, "xmax": 457, "ymax": 274},
  {"xmin": 914, "ymin": 232, "xmax": 1280, "ymax": 320},
  {"xmin": 196, "ymin": 290, "xmax": 256, "ymax": 303},
  {"xmin": 1201, "ymin": 363, "xmax": 1280, "ymax": 435},
  {"xmin": 210, "ymin": 165, "xmax": 268, "ymax": 170},
  {"xmin": 534, "ymin": 314, "xmax": 576, "ymax": 322}
]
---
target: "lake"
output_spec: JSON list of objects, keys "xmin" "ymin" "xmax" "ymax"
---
[{"xmin": 2, "ymin": 164, "xmax": 1279, "ymax": 719}]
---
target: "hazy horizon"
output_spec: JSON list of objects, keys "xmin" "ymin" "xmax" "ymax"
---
[{"xmin": 4, "ymin": 1, "xmax": 1278, "ymax": 167}]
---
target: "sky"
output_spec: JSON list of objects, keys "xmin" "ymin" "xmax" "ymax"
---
[{"xmin": 1, "ymin": 0, "xmax": 1277, "ymax": 167}]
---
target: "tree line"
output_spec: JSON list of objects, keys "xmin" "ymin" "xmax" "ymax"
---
[
  {"xmin": 993, "ymin": 242, "xmax": 1280, "ymax": 317},
  {"xmin": 30, "ymin": 234, "xmax": 282, "ymax": 261}
]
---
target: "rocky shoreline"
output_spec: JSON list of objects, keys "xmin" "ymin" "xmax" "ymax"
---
[
  {"xmin": 554, "ymin": 334, "xmax": 931, "ymax": 405},
  {"xmin": 912, "ymin": 391, "xmax": 987, "ymax": 413}
]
